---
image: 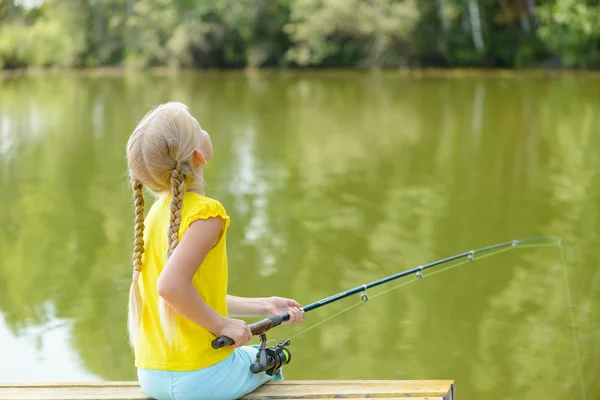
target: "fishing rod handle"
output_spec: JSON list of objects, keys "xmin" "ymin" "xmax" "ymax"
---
[{"xmin": 211, "ymin": 315, "xmax": 284, "ymax": 349}]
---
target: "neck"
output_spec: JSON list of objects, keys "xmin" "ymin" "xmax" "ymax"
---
[{"xmin": 187, "ymin": 177, "xmax": 205, "ymax": 196}]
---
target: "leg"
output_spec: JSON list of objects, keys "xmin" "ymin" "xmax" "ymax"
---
[
  {"xmin": 171, "ymin": 347, "xmax": 280, "ymax": 400},
  {"xmin": 138, "ymin": 368, "xmax": 175, "ymax": 400}
]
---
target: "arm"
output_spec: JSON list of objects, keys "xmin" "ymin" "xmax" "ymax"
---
[
  {"xmin": 226, "ymin": 295, "xmax": 268, "ymax": 317},
  {"xmin": 227, "ymin": 294, "xmax": 306, "ymax": 324},
  {"xmin": 157, "ymin": 217, "xmax": 251, "ymax": 347}
]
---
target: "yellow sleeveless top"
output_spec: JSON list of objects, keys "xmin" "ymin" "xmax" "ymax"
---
[{"xmin": 134, "ymin": 191, "xmax": 234, "ymax": 370}]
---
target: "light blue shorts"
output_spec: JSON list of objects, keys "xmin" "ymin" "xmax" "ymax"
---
[{"xmin": 137, "ymin": 346, "xmax": 283, "ymax": 400}]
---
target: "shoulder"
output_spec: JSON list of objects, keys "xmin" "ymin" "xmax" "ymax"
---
[{"xmin": 181, "ymin": 192, "xmax": 230, "ymax": 230}]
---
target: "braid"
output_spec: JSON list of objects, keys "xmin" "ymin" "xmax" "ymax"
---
[
  {"xmin": 167, "ymin": 161, "xmax": 185, "ymax": 259},
  {"xmin": 159, "ymin": 161, "xmax": 186, "ymax": 345},
  {"xmin": 132, "ymin": 180, "xmax": 145, "ymax": 277},
  {"xmin": 127, "ymin": 180, "xmax": 145, "ymax": 349}
]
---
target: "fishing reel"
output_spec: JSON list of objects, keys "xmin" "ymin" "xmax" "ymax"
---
[{"xmin": 250, "ymin": 334, "xmax": 292, "ymax": 376}]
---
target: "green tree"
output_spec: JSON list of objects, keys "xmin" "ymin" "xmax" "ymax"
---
[
  {"xmin": 0, "ymin": 0, "xmax": 90, "ymax": 68},
  {"xmin": 537, "ymin": 0, "xmax": 600, "ymax": 68},
  {"xmin": 124, "ymin": 0, "xmax": 291, "ymax": 68},
  {"xmin": 284, "ymin": 0, "xmax": 419, "ymax": 67}
]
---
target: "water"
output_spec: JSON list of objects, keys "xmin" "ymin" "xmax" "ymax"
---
[{"xmin": 0, "ymin": 71, "xmax": 598, "ymax": 399}]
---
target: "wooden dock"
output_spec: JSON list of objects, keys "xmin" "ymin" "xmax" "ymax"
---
[{"xmin": 0, "ymin": 380, "xmax": 455, "ymax": 400}]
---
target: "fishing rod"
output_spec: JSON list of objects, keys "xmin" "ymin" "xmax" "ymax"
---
[{"xmin": 211, "ymin": 237, "xmax": 561, "ymax": 375}]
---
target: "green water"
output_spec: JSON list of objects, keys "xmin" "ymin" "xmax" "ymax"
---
[{"xmin": 0, "ymin": 71, "xmax": 598, "ymax": 399}]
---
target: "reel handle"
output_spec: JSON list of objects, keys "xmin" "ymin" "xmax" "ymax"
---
[{"xmin": 211, "ymin": 315, "xmax": 283, "ymax": 349}]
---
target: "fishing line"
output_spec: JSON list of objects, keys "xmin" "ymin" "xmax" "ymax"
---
[
  {"xmin": 560, "ymin": 245, "xmax": 586, "ymax": 400},
  {"xmin": 279, "ymin": 240, "xmax": 585, "ymax": 400}
]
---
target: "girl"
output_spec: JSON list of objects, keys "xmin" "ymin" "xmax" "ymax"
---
[{"xmin": 125, "ymin": 102, "xmax": 305, "ymax": 400}]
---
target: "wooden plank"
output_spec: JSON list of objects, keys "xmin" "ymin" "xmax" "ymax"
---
[
  {"xmin": 243, "ymin": 380, "xmax": 454, "ymax": 398},
  {"xmin": 0, "ymin": 387, "xmax": 149, "ymax": 400},
  {"xmin": 0, "ymin": 383, "xmax": 140, "ymax": 388},
  {"xmin": 256, "ymin": 380, "xmax": 453, "ymax": 386},
  {"xmin": 0, "ymin": 380, "xmax": 455, "ymax": 400}
]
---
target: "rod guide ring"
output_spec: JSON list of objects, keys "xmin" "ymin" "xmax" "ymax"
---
[
  {"xmin": 416, "ymin": 266, "xmax": 423, "ymax": 280},
  {"xmin": 360, "ymin": 285, "xmax": 368, "ymax": 302}
]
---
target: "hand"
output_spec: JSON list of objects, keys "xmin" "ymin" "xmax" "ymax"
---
[
  {"xmin": 265, "ymin": 296, "xmax": 306, "ymax": 325},
  {"xmin": 217, "ymin": 317, "xmax": 252, "ymax": 348}
]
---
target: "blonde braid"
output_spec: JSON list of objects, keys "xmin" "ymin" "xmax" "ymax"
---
[
  {"xmin": 133, "ymin": 181, "xmax": 145, "ymax": 275},
  {"xmin": 167, "ymin": 162, "xmax": 185, "ymax": 259},
  {"xmin": 159, "ymin": 161, "xmax": 186, "ymax": 344},
  {"xmin": 127, "ymin": 180, "xmax": 145, "ymax": 348}
]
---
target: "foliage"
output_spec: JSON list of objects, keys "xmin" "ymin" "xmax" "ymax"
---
[
  {"xmin": 1, "ymin": 0, "xmax": 600, "ymax": 69},
  {"xmin": 537, "ymin": 0, "xmax": 600, "ymax": 68},
  {"xmin": 0, "ymin": 1, "xmax": 89, "ymax": 68},
  {"xmin": 284, "ymin": 0, "xmax": 419, "ymax": 67}
]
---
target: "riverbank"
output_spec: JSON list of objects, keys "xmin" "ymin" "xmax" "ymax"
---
[{"xmin": 3, "ymin": 66, "xmax": 600, "ymax": 80}]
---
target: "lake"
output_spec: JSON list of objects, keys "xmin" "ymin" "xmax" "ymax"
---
[{"xmin": 0, "ymin": 70, "xmax": 597, "ymax": 400}]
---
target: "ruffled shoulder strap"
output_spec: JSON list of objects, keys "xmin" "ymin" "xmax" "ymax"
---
[{"xmin": 180, "ymin": 192, "xmax": 231, "ymax": 234}]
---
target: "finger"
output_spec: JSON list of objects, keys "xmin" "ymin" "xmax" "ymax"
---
[
  {"xmin": 297, "ymin": 308, "xmax": 305, "ymax": 323},
  {"xmin": 288, "ymin": 308, "xmax": 295, "ymax": 321},
  {"xmin": 292, "ymin": 308, "xmax": 303, "ymax": 324},
  {"xmin": 289, "ymin": 308, "xmax": 298, "ymax": 323},
  {"xmin": 289, "ymin": 299, "xmax": 302, "ymax": 308},
  {"xmin": 292, "ymin": 307, "xmax": 302, "ymax": 323},
  {"xmin": 283, "ymin": 308, "xmax": 293, "ymax": 324}
]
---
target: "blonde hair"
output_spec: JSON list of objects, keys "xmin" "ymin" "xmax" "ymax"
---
[{"xmin": 125, "ymin": 102, "xmax": 206, "ymax": 348}]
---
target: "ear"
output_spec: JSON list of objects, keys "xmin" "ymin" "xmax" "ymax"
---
[{"xmin": 193, "ymin": 149, "xmax": 207, "ymax": 165}]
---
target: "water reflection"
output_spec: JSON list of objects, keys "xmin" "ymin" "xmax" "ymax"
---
[
  {"xmin": 0, "ymin": 311, "xmax": 98, "ymax": 382},
  {"xmin": 0, "ymin": 72, "xmax": 597, "ymax": 399}
]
